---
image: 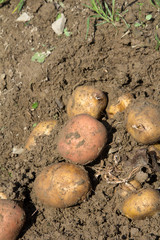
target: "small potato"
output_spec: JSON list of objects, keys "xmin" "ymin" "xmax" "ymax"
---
[
  {"xmin": 25, "ymin": 120, "xmax": 57, "ymax": 150},
  {"xmin": 67, "ymin": 85, "xmax": 107, "ymax": 119},
  {"xmin": 106, "ymin": 93, "xmax": 133, "ymax": 118},
  {"xmin": 119, "ymin": 179, "xmax": 141, "ymax": 198},
  {"xmin": 122, "ymin": 188, "xmax": 160, "ymax": 220},
  {"xmin": 33, "ymin": 162, "xmax": 91, "ymax": 208},
  {"xmin": 57, "ymin": 114, "xmax": 107, "ymax": 165},
  {"xmin": 126, "ymin": 101, "xmax": 160, "ymax": 144},
  {"xmin": 0, "ymin": 200, "xmax": 25, "ymax": 240}
]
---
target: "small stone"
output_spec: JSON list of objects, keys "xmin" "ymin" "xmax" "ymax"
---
[
  {"xmin": 135, "ymin": 171, "xmax": 148, "ymax": 183},
  {"xmin": 131, "ymin": 227, "xmax": 140, "ymax": 237},
  {"xmin": 52, "ymin": 13, "xmax": 66, "ymax": 35},
  {"xmin": 16, "ymin": 12, "xmax": 32, "ymax": 22}
]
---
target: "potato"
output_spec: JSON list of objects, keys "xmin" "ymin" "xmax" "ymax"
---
[
  {"xmin": 0, "ymin": 199, "xmax": 25, "ymax": 240},
  {"xmin": 57, "ymin": 114, "xmax": 107, "ymax": 165},
  {"xmin": 25, "ymin": 120, "xmax": 57, "ymax": 150},
  {"xmin": 122, "ymin": 188, "xmax": 160, "ymax": 220},
  {"xmin": 126, "ymin": 101, "xmax": 160, "ymax": 144},
  {"xmin": 119, "ymin": 179, "xmax": 141, "ymax": 198},
  {"xmin": 106, "ymin": 93, "xmax": 133, "ymax": 118},
  {"xmin": 67, "ymin": 85, "xmax": 107, "ymax": 119},
  {"xmin": 33, "ymin": 162, "xmax": 91, "ymax": 208}
]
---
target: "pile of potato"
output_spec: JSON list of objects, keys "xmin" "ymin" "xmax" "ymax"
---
[
  {"xmin": 31, "ymin": 86, "xmax": 108, "ymax": 208},
  {"xmin": 2, "ymin": 85, "xmax": 160, "ymax": 239}
]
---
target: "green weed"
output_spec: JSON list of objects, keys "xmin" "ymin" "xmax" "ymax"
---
[
  {"xmin": 31, "ymin": 102, "xmax": 38, "ymax": 110},
  {"xmin": 0, "ymin": 0, "xmax": 9, "ymax": 5},
  {"xmin": 155, "ymin": 33, "xmax": 160, "ymax": 50},
  {"xmin": 134, "ymin": 3, "xmax": 153, "ymax": 27},
  {"xmin": 12, "ymin": 0, "xmax": 25, "ymax": 13},
  {"xmin": 150, "ymin": 0, "xmax": 160, "ymax": 8},
  {"xmin": 64, "ymin": 27, "xmax": 72, "ymax": 37},
  {"xmin": 85, "ymin": 0, "xmax": 129, "ymax": 39},
  {"xmin": 0, "ymin": 0, "xmax": 7, "ymax": 3},
  {"xmin": 32, "ymin": 123, "xmax": 38, "ymax": 128}
]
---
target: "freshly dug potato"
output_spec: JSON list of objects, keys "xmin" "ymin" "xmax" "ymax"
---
[
  {"xmin": 57, "ymin": 114, "xmax": 107, "ymax": 165},
  {"xmin": 67, "ymin": 85, "xmax": 107, "ymax": 119},
  {"xmin": 106, "ymin": 93, "xmax": 133, "ymax": 118},
  {"xmin": 33, "ymin": 162, "xmax": 91, "ymax": 208},
  {"xmin": 122, "ymin": 188, "xmax": 160, "ymax": 220},
  {"xmin": 0, "ymin": 199, "xmax": 25, "ymax": 240},
  {"xmin": 119, "ymin": 179, "xmax": 141, "ymax": 198},
  {"xmin": 126, "ymin": 101, "xmax": 160, "ymax": 144},
  {"xmin": 25, "ymin": 120, "xmax": 57, "ymax": 150}
]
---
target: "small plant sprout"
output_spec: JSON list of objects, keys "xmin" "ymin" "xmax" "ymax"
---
[
  {"xmin": 150, "ymin": 0, "xmax": 160, "ymax": 9},
  {"xmin": 134, "ymin": 2, "xmax": 153, "ymax": 27},
  {"xmin": 32, "ymin": 123, "xmax": 38, "ymax": 128},
  {"xmin": 12, "ymin": 0, "xmax": 25, "ymax": 13},
  {"xmin": 31, "ymin": 102, "xmax": 38, "ymax": 110},
  {"xmin": 31, "ymin": 47, "xmax": 54, "ymax": 63},
  {"xmin": 0, "ymin": 0, "xmax": 9, "ymax": 4},
  {"xmin": 64, "ymin": 27, "xmax": 72, "ymax": 37},
  {"xmin": 85, "ymin": 0, "xmax": 130, "ymax": 38},
  {"xmin": 155, "ymin": 33, "xmax": 160, "ymax": 50}
]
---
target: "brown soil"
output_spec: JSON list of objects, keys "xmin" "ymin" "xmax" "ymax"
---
[{"xmin": 0, "ymin": 0, "xmax": 160, "ymax": 239}]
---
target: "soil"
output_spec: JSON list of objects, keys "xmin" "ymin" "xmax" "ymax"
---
[{"xmin": 0, "ymin": 0, "xmax": 160, "ymax": 239}]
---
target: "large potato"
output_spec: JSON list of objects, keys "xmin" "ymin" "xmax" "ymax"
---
[
  {"xmin": 67, "ymin": 85, "xmax": 107, "ymax": 119},
  {"xmin": 126, "ymin": 101, "xmax": 160, "ymax": 144},
  {"xmin": 25, "ymin": 120, "xmax": 57, "ymax": 150},
  {"xmin": 33, "ymin": 162, "xmax": 91, "ymax": 208},
  {"xmin": 57, "ymin": 114, "xmax": 107, "ymax": 165},
  {"xmin": 0, "ymin": 200, "xmax": 25, "ymax": 240},
  {"xmin": 122, "ymin": 188, "xmax": 160, "ymax": 220}
]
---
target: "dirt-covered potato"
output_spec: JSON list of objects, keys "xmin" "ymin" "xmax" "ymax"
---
[
  {"xmin": 33, "ymin": 162, "xmax": 91, "ymax": 208},
  {"xmin": 0, "ymin": 199, "xmax": 25, "ymax": 240},
  {"xmin": 122, "ymin": 188, "xmax": 160, "ymax": 220},
  {"xmin": 25, "ymin": 120, "xmax": 57, "ymax": 150},
  {"xmin": 119, "ymin": 179, "xmax": 141, "ymax": 198},
  {"xmin": 57, "ymin": 114, "xmax": 107, "ymax": 165},
  {"xmin": 126, "ymin": 101, "xmax": 160, "ymax": 144},
  {"xmin": 67, "ymin": 85, "xmax": 107, "ymax": 119},
  {"xmin": 106, "ymin": 93, "xmax": 133, "ymax": 118}
]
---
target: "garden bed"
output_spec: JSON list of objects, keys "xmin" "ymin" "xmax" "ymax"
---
[{"xmin": 0, "ymin": 0, "xmax": 160, "ymax": 239}]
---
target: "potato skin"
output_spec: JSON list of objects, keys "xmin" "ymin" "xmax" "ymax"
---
[
  {"xmin": 67, "ymin": 86, "xmax": 107, "ymax": 119},
  {"xmin": 122, "ymin": 188, "xmax": 160, "ymax": 220},
  {"xmin": 126, "ymin": 101, "xmax": 160, "ymax": 144},
  {"xmin": 25, "ymin": 120, "xmax": 57, "ymax": 150},
  {"xmin": 0, "ymin": 200, "xmax": 25, "ymax": 240},
  {"xmin": 33, "ymin": 162, "xmax": 91, "ymax": 208},
  {"xmin": 57, "ymin": 114, "xmax": 107, "ymax": 165},
  {"xmin": 107, "ymin": 93, "xmax": 133, "ymax": 118}
]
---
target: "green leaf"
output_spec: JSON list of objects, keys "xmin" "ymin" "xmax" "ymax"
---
[
  {"xmin": 32, "ymin": 123, "xmax": 37, "ymax": 128},
  {"xmin": 31, "ymin": 51, "xmax": 50, "ymax": 63},
  {"xmin": 0, "ymin": 0, "xmax": 9, "ymax": 3},
  {"xmin": 32, "ymin": 102, "xmax": 38, "ymax": 109},
  {"xmin": 56, "ymin": 13, "xmax": 62, "ymax": 20},
  {"xmin": 12, "ymin": 0, "xmax": 25, "ymax": 13},
  {"xmin": 64, "ymin": 27, "xmax": 72, "ymax": 37},
  {"xmin": 134, "ymin": 22, "xmax": 142, "ymax": 27},
  {"xmin": 31, "ymin": 52, "xmax": 46, "ymax": 63},
  {"xmin": 146, "ymin": 14, "xmax": 152, "ymax": 21}
]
